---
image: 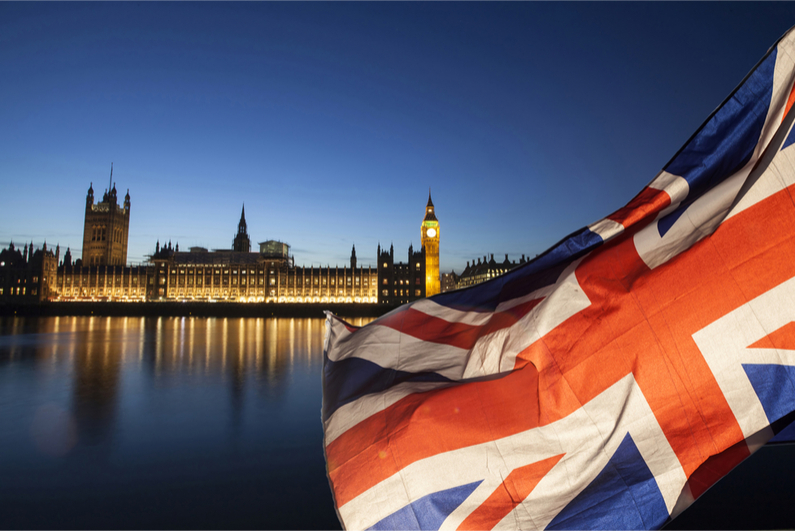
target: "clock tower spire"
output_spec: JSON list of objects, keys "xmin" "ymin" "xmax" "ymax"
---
[{"xmin": 421, "ymin": 189, "xmax": 440, "ymax": 296}]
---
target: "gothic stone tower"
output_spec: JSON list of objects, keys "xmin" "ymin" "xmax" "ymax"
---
[
  {"xmin": 233, "ymin": 204, "xmax": 252, "ymax": 252},
  {"xmin": 421, "ymin": 190, "xmax": 440, "ymax": 297},
  {"xmin": 82, "ymin": 166, "xmax": 130, "ymax": 266}
]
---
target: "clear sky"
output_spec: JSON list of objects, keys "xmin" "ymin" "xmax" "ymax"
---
[{"xmin": 2, "ymin": 2, "xmax": 794, "ymax": 272}]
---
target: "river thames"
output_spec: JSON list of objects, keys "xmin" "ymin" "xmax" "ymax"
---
[{"xmin": 0, "ymin": 316, "xmax": 792, "ymax": 529}]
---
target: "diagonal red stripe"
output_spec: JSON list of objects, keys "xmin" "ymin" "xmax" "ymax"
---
[
  {"xmin": 747, "ymin": 321, "xmax": 795, "ymax": 350},
  {"xmin": 607, "ymin": 186, "xmax": 672, "ymax": 229},
  {"xmin": 376, "ymin": 297, "xmax": 544, "ymax": 350},
  {"xmin": 326, "ymin": 362, "xmax": 543, "ymax": 507},
  {"xmin": 458, "ymin": 454, "xmax": 564, "ymax": 530}
]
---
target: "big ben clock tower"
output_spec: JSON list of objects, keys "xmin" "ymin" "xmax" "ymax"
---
[{"xmin": 421, "ymin": 190, "xmax": 440, "ymax": 297}]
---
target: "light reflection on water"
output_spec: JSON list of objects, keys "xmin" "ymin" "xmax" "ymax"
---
[
  {"xmin": 3, "ymin": 316, "xmax": 794, "ymax": 530},
  {"xmin": 0, "ymin": 315, "xmax": 372, "ymax": 530}
]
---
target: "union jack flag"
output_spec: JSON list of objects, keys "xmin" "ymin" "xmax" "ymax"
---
[{"xmin": 323, "ymin": 27, "xmax": 795, "ymax": 530}]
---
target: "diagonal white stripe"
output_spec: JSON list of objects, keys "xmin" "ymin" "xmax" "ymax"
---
[{"xmin": 338, "ymin": 374, "xmax": 686, "ymax": 530}]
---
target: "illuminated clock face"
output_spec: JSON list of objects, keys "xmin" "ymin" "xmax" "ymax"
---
[{"xmin": 426, "ymin": 228, "xmax": 437, "ymax": 238}]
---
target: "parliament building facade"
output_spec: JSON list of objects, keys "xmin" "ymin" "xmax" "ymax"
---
[{"xmin": 2, "ymin": 177, "xmax": 442, "ymax": 306}]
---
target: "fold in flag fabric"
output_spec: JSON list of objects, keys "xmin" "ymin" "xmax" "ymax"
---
[{"xmin": 323, "ymin": 27, "xmax": 795, "ymax": 530}]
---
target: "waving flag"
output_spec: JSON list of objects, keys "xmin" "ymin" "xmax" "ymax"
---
[{"xmin": 323, "ymin": 27, "xmax": 795, "ymax": 530}]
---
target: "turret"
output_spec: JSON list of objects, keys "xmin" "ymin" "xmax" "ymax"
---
[
  {"xmin": 350, "ymin": 244, "xmax": 357, "ymax": 270},
  {"xmin": 86, "ymin": 182, "xmax": 94, "ymax": 209},
  {"xmin": 124, "ymin": 189, "xmax": 130, "ymax": 210}
]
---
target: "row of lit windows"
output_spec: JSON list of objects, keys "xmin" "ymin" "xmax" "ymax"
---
[
  {"xmin": 382, "ymin": 262, "xmax": 423, "ymax": 269},
  {"xmin": 160, "ymin": 293, "xmax": 378, "ymax": 303},
  {"xmin": 382, "ymin": 278, "xmax": 421, "ymax": 285},
  {"xmin": 58, "ymin": 278, "xmax": 146, "ymax": 287},
  {"xmin": 0, "ymin": 287, "xmax": 25, "ymax": 295},
  {"xmin": 59, "ymin": 287, "xmax": 145, "ymax": 296},
  {"xmin": 166, "ymin": 268, "xmax": 374, "ymax": 284},
  {"xmin": 166, "ymin": 266, "xmax": 374, "ymax": 274},
  {"xmin": 381, "ymin": 289, "xmax": 422, "ymax": 297}
]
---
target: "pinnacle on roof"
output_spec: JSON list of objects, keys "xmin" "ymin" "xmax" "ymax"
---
[
  {"xmin": 238, "ymin": 204, "xmax": 248, "ymax": 234},
  {"xmin": 423, "ymin": 188, "xmax": 438, "ymax": 222}
]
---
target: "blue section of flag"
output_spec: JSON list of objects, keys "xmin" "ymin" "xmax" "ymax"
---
[
  {"xmin": 323, "ymin": 354, "xmax": 451, "ymax": 420},
  {"xmin": 656, "ymin": 196, "xmax": 695, "ymax": 237},
  {"xmin": 742, "ymin": 363, "xmax": 795, "ymax": 423},
  {"xmin": 436, "ymin": 227, "xmax": 604, "ymax": 312},
  {"xmin": 368, "ymin": 480, "xmax": 482, "ymax": 531},
  {"xmin": 769, "ymin": 410, "xmax": 795, "ymax": 443},
  {"xmin": 547, "ymin": 433, "xmax": 668, "ymax": 530},
  {"xmin": 664, "ymin": 49, "xmax": 776, "ymax": 202}
]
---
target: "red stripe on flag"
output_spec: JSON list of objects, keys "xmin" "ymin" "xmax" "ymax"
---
[
  {"xmin": 328, "ymin": 184, "xmax": 795, "ymax": 509},
  {"xmin": 458, "ymin": 454, "xmax": 564, "ymax": 530},
  {"xmin": 326, "ymin": 362, "xmax": 543, "ymax": 507},
  {"xmin": 377, "ymin": 307, "xmax": 482, "ymax": 350},
  {"xmin": 376, "ymin": 298, "xmax": 544, "ymax": 350},
  {"xmin": 606, "ymin": 186, "xmax": 672, "ymax": 229},
  {"xmin": 748, "ymin": 320, "xmax": 795, "ymax": 350}
]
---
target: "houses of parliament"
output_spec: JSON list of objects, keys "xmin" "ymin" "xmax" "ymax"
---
[{"xmin": 0, "ymin": 175, "xmax": 443, "ymax": 306}]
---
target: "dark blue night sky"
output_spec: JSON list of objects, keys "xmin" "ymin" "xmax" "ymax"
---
[{"xmin": 2, "ymin": 2, "xmax": 794, "ymax": 271}]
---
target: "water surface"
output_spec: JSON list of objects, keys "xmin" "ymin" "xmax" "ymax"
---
[
  {"xmin": 0, "ymin": 316, "xmax": 374, "ymax": 529},
  {"xmin": 0, "ymin": 316, "xmax": 792, "ymax": 529}
]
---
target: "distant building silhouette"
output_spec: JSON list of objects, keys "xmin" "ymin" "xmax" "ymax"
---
[
  {"xmin": 456, "ymin": 254, "xmax": 528, "ymax": 289},
  {"xmin": 0, "ymin": 241, "xmax": 58, "ymax": 302},
  {"xmin": 377, "ymin": 243, "xmax": 425, "ymax": 305},
  {"xmin": 440, "ymin": 271, "xmax": 459, "ymax": 293},
  {"xmin": 81, "ymin": 165, "xmax": 130, "ymax": 266}
]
